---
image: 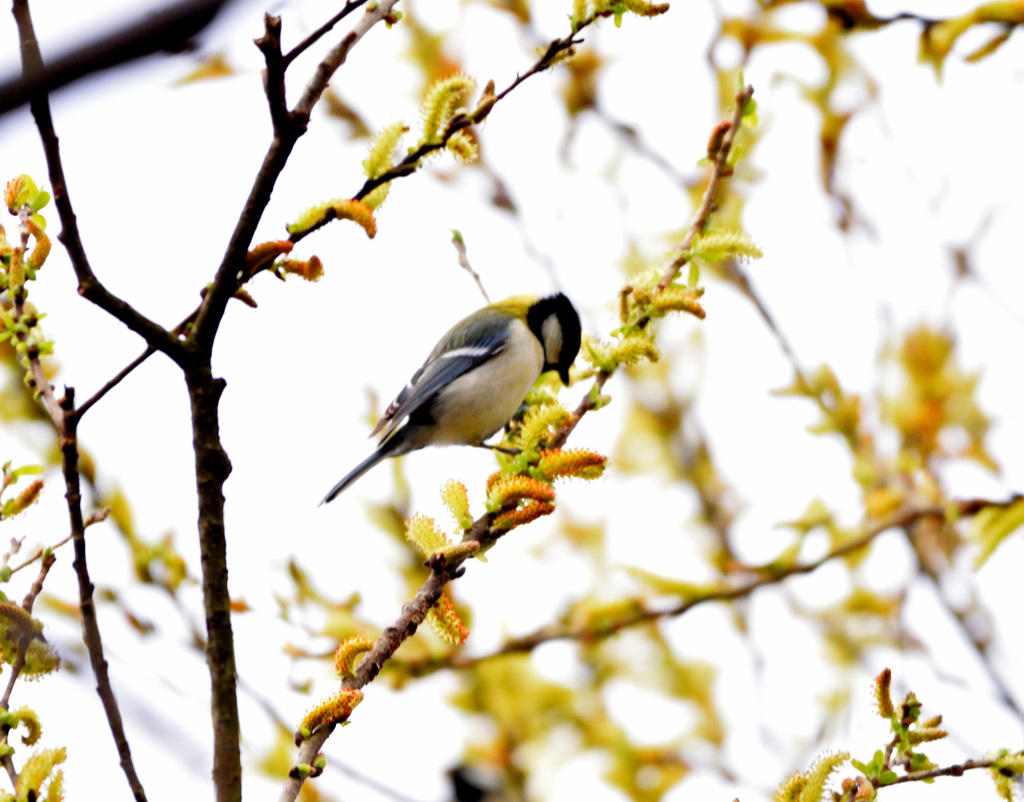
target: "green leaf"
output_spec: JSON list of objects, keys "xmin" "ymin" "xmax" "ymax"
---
[
  {"xmin": 687, "ymin": 261, "xmax": 700, "ymax": 288},
  {"xmin": 879, "ymin": 770, "xmax": 898, "ymax": 785},
  {"xmin": 30, "ymin": 191, "xmax": 49, "ymax": 213}
]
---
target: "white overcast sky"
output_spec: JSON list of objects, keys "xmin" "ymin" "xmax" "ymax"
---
[{"xmin": 0, "ymin": 1, "xmax": 1023, "ymax": 800}]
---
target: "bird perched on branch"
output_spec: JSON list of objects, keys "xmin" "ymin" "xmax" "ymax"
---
[{"xmin": 320, "ymin": 293, "xmax": 581, "ymax": 504}]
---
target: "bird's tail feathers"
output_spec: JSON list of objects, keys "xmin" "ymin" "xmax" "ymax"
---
[{"xmin": 318, "ymin": 432, "xmax": 412, "ymax": 505}]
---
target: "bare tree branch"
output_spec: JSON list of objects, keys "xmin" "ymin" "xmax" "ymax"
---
[
  {"xmin": 191, "ymin": 0, "xmax": 402, "ymax": 351},
  {"xmin": 279, "ymin": 76, "xmax": 752, "ymax": 802},
  {"xmin": 0, "ymin": 0, "xmax": 230, "ymax": 116},
  {"xmin": 58, "ymin": 388, "xmax": 149, "ymax": 802},
  {"xmin": 657, "ymin": 85, "xmax": 753, "ymax": 291},
  {"xmin": 450, "ymin": 231, "xmax": 490, "ymax": 303},
  {"xmin": 282, "ymin": 0, "xmax": 368, "ymax": 68},
  {"xmin": 12, "ymin": 0, "xmax": 187, "ymax": 364},
  {"xmin": 393, "ymin": 500, "xmax": 999, "ymax": 676}
]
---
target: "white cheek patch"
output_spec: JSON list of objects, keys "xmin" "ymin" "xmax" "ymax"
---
[{"xmin": 541, "ymin": 315, "xmax": 563, "ymax": 365}]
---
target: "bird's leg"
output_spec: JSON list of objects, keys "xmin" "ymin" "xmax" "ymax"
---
[{"xmin": 476, "ymin": 442, "xmax": 521, "ymax": 456}]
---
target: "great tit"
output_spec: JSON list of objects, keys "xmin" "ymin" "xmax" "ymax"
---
[{"xmin": 320, "ymin": 292, "xmax": 581, "ymax": 504}]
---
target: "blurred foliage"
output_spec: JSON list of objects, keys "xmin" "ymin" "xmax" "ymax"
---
[{"xmin": 3, "ymin": 0, "xmax": 1024, "ymax": 801}]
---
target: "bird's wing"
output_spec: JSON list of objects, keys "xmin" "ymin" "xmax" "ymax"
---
[{"xmin": 371, "ymin": 324, "xmax": 509, "ymax": 441}]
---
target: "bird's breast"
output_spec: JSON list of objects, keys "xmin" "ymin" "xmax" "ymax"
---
[{"xmin": 431, "ymin": 320, "xmax": 544, "ymax": 445}]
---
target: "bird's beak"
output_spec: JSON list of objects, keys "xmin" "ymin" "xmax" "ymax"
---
[{"xmin": 559, "ymin": 366, "xmax": 571, "ymax": 385}]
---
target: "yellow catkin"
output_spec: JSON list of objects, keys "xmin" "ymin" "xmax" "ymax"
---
[
  {"xmin": 426, "ymin": 594, "xmax": 468, "ymax": 645},
  {"xmin": 493, "ymin": 501, "xmax": 556, "ymax": 531},
  {"xmin": 334, "ymin": 636, "xmax": 375, "ymax": 677},
  {"xmin": 299, "ymin": 688, "xmax": 364, "ymax": 737},
  {"xmin": 487, "ymin": 475, "xmax": 555, "ymax": 508}
]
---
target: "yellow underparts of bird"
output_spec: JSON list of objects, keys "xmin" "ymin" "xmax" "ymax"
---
[{"xmin": 319, "ymin": 292, "xmax": 581, "ymax": 505}]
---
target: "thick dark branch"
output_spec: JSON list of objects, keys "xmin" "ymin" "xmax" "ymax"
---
[
  {"xmin": 256, "ymin": 15, "xmax": 290, "ymax": 133},
  {"xmin": 185, "ymin": 365, "xmax": 240, "ymax": 802},
  {"xmin": 0, "ymin": 0, "xmax": 229, "ymax": 116},
  {"xmin": 6, "ymin": 6, "xmax": 154, "ymax": 782}
]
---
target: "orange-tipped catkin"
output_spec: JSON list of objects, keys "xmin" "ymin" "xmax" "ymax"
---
[
  {"xmin": 298, "ymin": 688, "xmax": 364, "ymax": 738},
  {"xmin": 279, "ymin": 255, "xmax": 324, "ymax": 282},
  {"xmin": 538, "ymin": 448, "xmax": 608, "ymax": 480},
  {"xmin": 334, "ymin": 636, "xmax": 375, "ymax": 677},
  {"xmin": 332, "ymin": 199, "xmax": 377, "ymax": 239},
  {"xmin": 427, "ymin": 594, "xmax": 469, "ymax": 645},
  {"xmin": 874, "ymin": 668, "xmax": 894, "ymax": 719},
  {"xmin": 492, "ymin": 500, "xmax": 555, "ymax": 531},
  {"xmin": 245, "ymin": 240, "xmax": 293, "ymax": 273},
  {"xmin": 487, "ymin": 475, "xmax": 555, "ymax": 509}
]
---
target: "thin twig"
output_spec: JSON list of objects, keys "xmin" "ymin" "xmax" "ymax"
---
[
  {"xmin": 1, "ymin": 208, "xmax": 147, "ymax": 798},
  {"xmin": 59, "ymin": 390, "xmax": 148, "ymax": 802},
  {"xmin": 9, "ymin": 506, "xmax": 108, "ymax": 576},
  {"xmin": 726, "ymin": 243, "xmax": 1024, "ymax": 723},
  {"xmin": 282, "ymin": 0, "xmax": 369, "ymax": 68},
  {"xmin": 21, "ymin": 548, "xmax": 55, "ymax": 613},
  {"xmin": 723, "ymin": 259, "xmax": 811, "ymax": 389},
  {"xmin": 877, "ymin": 757, "xmax": 999, "ymax": 787},
  {"xmin": 450, "ymin": 231, "xmax": 490, "ymax": 303},
  {"xmin": 0, "ymin": 636, "xmax": 31, "ymax": 786},
  {"xmin": 657, "ymin": 85, "xmax": 753, "ymax": 291},
  {"xmin": 904, "ymin": 520, "xmax": 1024, "ymax": 723},
  {"xmin": 1, "ymin": 636, "xmax": 31, "ymax": 711},
  {"xmin": 0, "ymin": 550, "xmax": 57, "ymax": 782},
  {"xmin": 549, "ymin": 87, "xmax": 753, "ymax": 450},
  {"xmin": 72, "ymin": 346, "xmax": 154, "ymax": 422},
  {"xmin": 394, "ymin": 501, "xmax": 992, "ymax": 676},
  {"xmin": 277, "ymin": 514, "xmax": 492, "ymax": 802},
  {"xmin": 284, "ymin": 17, "xmax": 592, "ymax": 248},
  {"xmin": 71, "ymin": 305, "xmax": 199, "ymax": 423},
  {"xmin": 192, "ymin": 0, "xmax": 403, "ymax": 350}
]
